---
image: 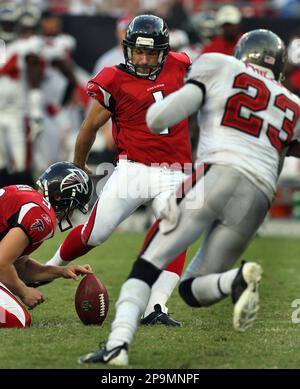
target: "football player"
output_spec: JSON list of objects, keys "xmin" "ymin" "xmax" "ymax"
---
[
  {"xmin": 0, "ymin": 162, "xmax": 93, "ymax": 328},
  {"xmin": 0, "ymin": 5, "xmax": 43, "ymax": 188},
  {"xmin": 46, "ymin": 14, "xmax": 193, "ymax": 327},
  {"xmin": 79, "ymin": 30, "xmax": 300, "ymax": 365}
]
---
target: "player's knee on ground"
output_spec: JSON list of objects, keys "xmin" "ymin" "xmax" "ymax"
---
[
  {"xmin": 179, "ymin": 279, "xmax": 202, "ymax": 307},
  {"xmin": 0, "ymin": 308, "xmax": 31, "ymax": 328},
  {"xmin": 0, "ymin": 286, "xmax": 31, "ymax": 328},
  {"xmin": 128, "ymin": 257, "xmax": 162, "ymax": 286}
]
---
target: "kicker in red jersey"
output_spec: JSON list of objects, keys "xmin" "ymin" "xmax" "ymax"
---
[
  {"xmin": 0, "ymin": 185, "xmax": 56, "ymax": 255},
  {"xmin": 87, "ymin": 51, "xmax": 192, "ymax": 167}
]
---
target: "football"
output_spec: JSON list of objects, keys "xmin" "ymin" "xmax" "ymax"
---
[{"xmin": 75, "ymin": 274, "xmax": 109, "ymax": 325}]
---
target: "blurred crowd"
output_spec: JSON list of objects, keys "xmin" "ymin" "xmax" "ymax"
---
[
  {"xmin": 2, "ymin": 0, "xmax": 300, "ymax": 17},
  {"xmin": 2, "ymin": 0, "xmax": 300, "ymax": 197}
]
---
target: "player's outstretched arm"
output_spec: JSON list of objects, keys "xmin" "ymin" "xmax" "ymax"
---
[
  {"xmin": 146, "ymin": 83, "xmax": 204, "ymax": 134},
  {"xmin": 15, "ymin": 258, "xmax": 93, "ymax": 283},
  {"xmin": 73, "ymin": 100, "xmax": 111, "ymax": 171}
]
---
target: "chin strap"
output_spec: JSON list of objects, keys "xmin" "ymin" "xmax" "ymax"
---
[{"xmin": 58, "ymin": 211, "xmax": 73, "ymax": 232}]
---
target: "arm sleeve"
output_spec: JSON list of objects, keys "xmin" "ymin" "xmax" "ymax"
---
[
  {"xmin": 17, "ymin": 205, "xmax": 54, "ymax": 244},
  {"xmin": 146, "ymin": 83, "xmax": 204, "ymax": 134},
  {"xmin": 86, "ymin": 67, "xmax": 116, "ymax": 113}
]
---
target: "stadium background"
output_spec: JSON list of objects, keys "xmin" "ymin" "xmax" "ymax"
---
[{"xmin": 66, "ymin": 15, "xmax": 300, "ymax": 73}]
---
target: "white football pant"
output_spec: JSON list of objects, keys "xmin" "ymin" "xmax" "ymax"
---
[
  {"xmin": 0, "ymin": 283, "xmax": 31, "ymax": 328},
  {"xmin": 82, "ymin": 159, "xmax": 189, "ymax": 245}
]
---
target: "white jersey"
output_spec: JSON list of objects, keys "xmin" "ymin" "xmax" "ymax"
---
[
  {"xmin": 42, "ymin": 34, "xmax": 76, "ymax": 110},
  {"xmin": 0, "ymin": 35, "xmax": 43, "ymax": 113},
  {"xmin": 189, "ymin": 53, "xmax": 300, "ymax": 201},
  {"xmin": 42, "ymin": 34, "xmax": 76, "ymax": 62}
]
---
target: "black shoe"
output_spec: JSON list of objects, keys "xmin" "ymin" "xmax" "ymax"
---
[
  {"xmin": 140, "ymin": 304, "xmax": 182, "ymax": 327},
  {"xmin": 231, "ymin": 261, "xmax": 262, "ymax": 332},
  {"xmin": 26, "ymin": 280, "xmax": 53, "ymax": 288},
  {"xmin": 78, "ymin": 343, "xmax": 128, "ymax": 366}
]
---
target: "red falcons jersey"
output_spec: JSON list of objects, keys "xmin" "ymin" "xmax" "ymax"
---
[
  {"xmin": 87, "ymin": 51, "xmax": 192, "ymax": 167},
  {"xmin": 0, "ymin": 185, "xmax": 56, "ymax": 256}
]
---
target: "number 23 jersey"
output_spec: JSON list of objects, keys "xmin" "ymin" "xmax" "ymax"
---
[
  {"xmin": 88, "ymin": 51, "xmax": 192, "ymax": 167},
  {"xmin": 188, "ymin": 53, "xmax": 300, "ymax": 201}
]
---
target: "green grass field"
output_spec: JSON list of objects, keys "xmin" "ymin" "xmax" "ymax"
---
[{"xmin": 1, "ymin": 231, "xmax": 300, "ymax": 369}]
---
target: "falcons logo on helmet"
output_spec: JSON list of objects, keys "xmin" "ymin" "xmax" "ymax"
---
[{"xmin": 60, "ymin": 169, "xmax": 89, "ymax": 194}]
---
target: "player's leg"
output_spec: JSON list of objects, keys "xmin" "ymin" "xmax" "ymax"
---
[
  {"xmin": 179, "ymin": 173, "xmax": 269, "ymax": 330},
  {"xmin": 47, "ymin": 161, "xmax": 150, "ymax": 266},
  {"xmin": 7, "ymin": 116, "xmax": 35, "ymax": 186},
  {"xmin": 0, "ymin": 284, "xmax": 31, "ymax": 328},
  {"xmin": 140, "ymin": 168, "xmax": 189, "ymax": 325},
  {"xmin": 139, "ymin": 220, "xmax": 186, "ymax": 326},
  {"xmin": 79, "ymin": 166, "xmax": 214, "ymax": 365}
]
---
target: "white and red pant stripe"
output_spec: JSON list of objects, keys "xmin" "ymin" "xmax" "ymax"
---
[{"xmin": 0, "ymin": 283, "xmax": 31, "ymax": 328}]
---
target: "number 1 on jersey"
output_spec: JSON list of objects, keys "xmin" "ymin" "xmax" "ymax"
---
[{"xmin": 152, "ymin": 91, "xmax": 170, "ymax": 135}]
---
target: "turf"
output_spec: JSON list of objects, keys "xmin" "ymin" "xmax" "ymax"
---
[{"xmin": 1, "ymin": 232, "xmax": 300, "ymax": 369}]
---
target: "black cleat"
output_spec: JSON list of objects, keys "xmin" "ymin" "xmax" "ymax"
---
[
  {"xmin": 78, "ymin": 343, "xmax": 128, "ymax": 366},
  {"xmin": 140, "ymin": 304, "xmax": 182, "ymax": 327},
  {"xmin": 232, "ymin": 261, "xmax": 262, "ymax": 332}
]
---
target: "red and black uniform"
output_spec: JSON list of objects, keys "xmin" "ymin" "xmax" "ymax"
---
[
  {"xmin": 87, "ymin": 51, "xmax": 192, "ymax": 167},
  {"xmin": 0, "ymin": 185, "xmax": 56, "ymax": 329},
  {"xmin": 0, "ymin": 185, "xmax": 56, "ymax": 254}
]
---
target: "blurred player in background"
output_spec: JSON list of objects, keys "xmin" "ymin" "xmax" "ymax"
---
[
  {"xmin": 0, "ymin": 3, "xmax": 43, "ymax": 188},
  {"xmin": 47, "ymin": 14, "xmax": 193, "ymax": 327},
  {"xmin": 34, "ymin": 11, "xmax": 78, "ymax": 172},
  {"xmin": 79, "ymin": 29, "xmax": 300, "ymax": 366},
  {"xmin": 0, "ymin": 162, "xmax": 93, "ymax": 328},
  {"xmin": 201, "ymin": 5, "xmax": 242, "ymax": 56}
]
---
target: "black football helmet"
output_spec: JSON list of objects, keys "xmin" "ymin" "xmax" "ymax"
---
[
  {"xmin": 122, "ymin": 14, "xmax": 169, "ymax": 78},
  {"xmin": 37, "ymin": 161, "xmax": 93, "ymax": 231},
  {"xmin": 234, "ymin": 29, "xmax": 287, "ymax": 81}
]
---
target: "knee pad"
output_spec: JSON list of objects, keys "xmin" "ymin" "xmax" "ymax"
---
[
  {"xmin": 128, "ymin": 257, "xmax": 161, "ymax": 287},
  {"xmin": 179, "ymin": 278, "xmax": 202, "ymax": 307}
]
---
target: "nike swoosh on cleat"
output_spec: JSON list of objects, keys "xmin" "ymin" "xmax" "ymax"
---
[{"xmin": 102, "ymin": 349, "xmax": 118, "ymax": 362}]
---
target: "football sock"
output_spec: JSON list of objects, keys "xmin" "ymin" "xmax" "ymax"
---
[
  {"xmin": 143, "ymin": 270, "xmax": 179, "ymax": 316},
  {"xmin": 46, "ymin": 224, "xmax": 93, "ymax": 266},
  {"xmin": 165, "ymin": 249, "xmax": 186, "ymax": 275},
  {"xmin": 106, "ymin": 278, "xmax": 150, "ymax": 350},
  {"xmin": 218, "ymin": 268, "xmax": 239, "ymax": 295},
  {"xmin": 139, "ymin": 223, "xmax": 186, "ymax": 316},
  {"xmin": 191, "ymin": 268, "xmax": 239, "ymax": 306}
]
